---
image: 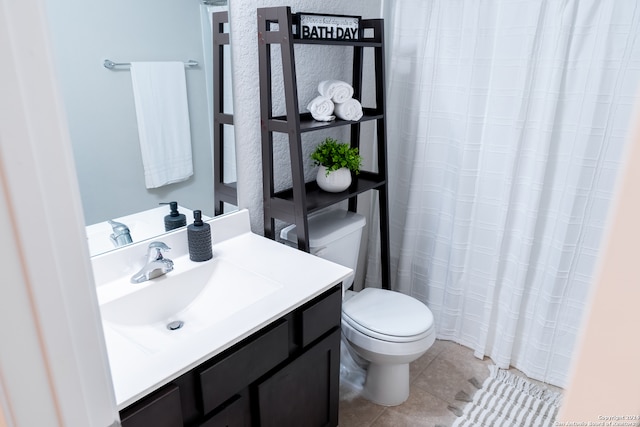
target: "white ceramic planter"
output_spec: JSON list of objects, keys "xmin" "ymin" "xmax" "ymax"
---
[{"xmin": 316, "ymin": 166, "xmax": 352, "ymax": 192}]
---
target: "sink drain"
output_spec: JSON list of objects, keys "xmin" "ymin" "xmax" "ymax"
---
[{"xmin": 167, "ymin": 320, "xmax": 184, "ymax": 331}]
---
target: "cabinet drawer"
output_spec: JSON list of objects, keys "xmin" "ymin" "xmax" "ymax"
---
[
  {"xmin": 301, "ymin": 286, "xmax": 342, "ymax": 347},
  {"xmin": 199, "ymin": 320, "xmax": 289, "ymax": 414},
  {"xmin": 120, "ymin": 384, "xmax": 182, "ymax": 427}
]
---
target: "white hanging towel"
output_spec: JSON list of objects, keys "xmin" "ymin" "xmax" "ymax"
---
[
  {"xmin": 130, "ymin": 62, "xmax": 193, "ymax": 189},
  {"xmin": 317, "ymin": 80, "xmax": 354, "ymax": 103}
]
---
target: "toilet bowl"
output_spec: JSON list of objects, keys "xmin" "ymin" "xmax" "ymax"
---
[
  {"xmin": 280, "ymin": 209, "xmax": 436, "ymax": 406},
  {"xmin": 342, "ymin": 288, "xmax": 435, "ymax": 405}
]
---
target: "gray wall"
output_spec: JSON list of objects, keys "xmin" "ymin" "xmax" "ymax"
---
[{"xmin": 45, "ymin": 0, "xmax": 213, "ymax": 225}]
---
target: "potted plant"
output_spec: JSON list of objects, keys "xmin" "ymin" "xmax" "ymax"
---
[{"xmin": 311, "ymin": 137, "xmax": 362, "ymax": 192}]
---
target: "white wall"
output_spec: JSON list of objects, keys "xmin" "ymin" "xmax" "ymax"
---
[
  {"xmin": 1, "ymin": 1, "xmax": 118, "ymax": 425},
  {"xmin": 45, "ymin": 0, "xmax": 214, "ymax": 224},
  {"xmin": 559, "ymin": 99, "xmax": 640, "ymax": 421}
]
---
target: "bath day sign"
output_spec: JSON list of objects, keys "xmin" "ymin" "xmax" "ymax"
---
[{"xmin": 297, "ymin": 13, "xmax": 360, "ymax": 40}]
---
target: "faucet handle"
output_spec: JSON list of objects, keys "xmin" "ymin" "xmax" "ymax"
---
[
  {"xmin": 148, "ymin": 241, "xmax": 171, "ymax": 251},
  {"xmin": 147, "ymin": 241, "xmax": 171, "ymax": 261},
  {"xmin": 108, "ymin": 220, "xmax": 133, "ymax": 247}
]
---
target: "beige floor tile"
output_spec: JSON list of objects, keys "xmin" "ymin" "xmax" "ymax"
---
[
  {"xmin": 339, "ymin": 394, "xmax": 385, "ymax": 427},
  {"xmin": 371, "ymin": 386, "xmax": 457, "ymax": 427},
  {"xmin": 338, "ymin": 339, "xmax": 564, "ymax": 426},
  {"xmin": 412, "ymin": 351, "xmax": 489, "ymax": 407},
  {"xmin": 439, "ymin": 341, "xmax": 492, "ymax": 381},
  {"xmin": 427, "ymin": 339, "xmax": 465, "ymax": 355},
  {"xmin": 409, "ymin": 339, "xmax": 447, "ymax": 380},
  {"xmin": 424, "ymin": 339, "xmax": 452, "ymax": 357}
]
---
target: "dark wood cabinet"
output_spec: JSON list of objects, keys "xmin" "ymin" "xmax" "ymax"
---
[
  {"xmin": 198, "ymin": 393, "xmax": 248, "ymax": 427},
  {"xmin": 199, "ymin": 320, "xmax": 289, "ymax": 414},
  {"xmin": 119, "ymin": 384, "xmax": 183, "ymax": 427},
  {"xmin": 257, "ymin": 329, "xmax": 340, "ymax": 427},
  {"xmin": 119, "ymin": 285, "xmax": 342, "ymax": 427}
]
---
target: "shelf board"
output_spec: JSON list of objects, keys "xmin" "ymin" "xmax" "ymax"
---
[
  {"xmin": 214, "ymin": 181, "xmax": 237, "ymax": 205},
  {"xmin": 271, "ymin": 172, "xmax": 385, "ymax": 215},
  {"xmin": 292, "ymin": 38, "xmax": 382, "ymax": 48},
  {"xmin": 214, "ymin": 112, "xmax": 234, "ymax": 126},
  {"xmin": 268, "ymin": 109, "xmax": 383, "ymax": 133}
]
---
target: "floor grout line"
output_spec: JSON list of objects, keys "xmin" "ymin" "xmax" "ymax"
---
[{"xmin": 368, "ymin": 406, "xmax": 387, "ymax": 427}]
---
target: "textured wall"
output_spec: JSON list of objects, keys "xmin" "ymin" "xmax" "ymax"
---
[{"xmin": 229, "ymin": 0, "xmax": 382, "ymax": 233}]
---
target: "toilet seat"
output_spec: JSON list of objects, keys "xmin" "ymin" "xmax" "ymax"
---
[{"xmin": 342, "ymin": 288, "xmax": 434, "ymax": 343}]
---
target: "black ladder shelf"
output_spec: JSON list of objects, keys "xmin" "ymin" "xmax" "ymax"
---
[
  {"xmin": 257, "ymin": 6, "xmax": 390, "ymax": 289},
  {"xmin": 212, "ymin": 11, "xmax": 238, "ymax": 215}
]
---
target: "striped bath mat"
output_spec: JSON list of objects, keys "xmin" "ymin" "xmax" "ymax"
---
[{"xmin": 452, "ymin": 365, "xmax": 562, "ymax": 427}]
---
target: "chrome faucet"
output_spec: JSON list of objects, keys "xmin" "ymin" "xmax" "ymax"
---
[
  {"xmin": 130, "ymin": 242, "xmax": 174, "ymax": 284},
  {"xmin": 108, "ymin": 220, "xmax": 133, "ymax": 248}
]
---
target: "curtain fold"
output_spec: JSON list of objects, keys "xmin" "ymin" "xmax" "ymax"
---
[{"xmin": 368, "ymin": 0, "xmax": 640, "ymax": 387}]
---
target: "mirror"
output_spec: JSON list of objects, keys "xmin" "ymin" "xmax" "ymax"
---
[{"xmin": 44, "ymin": 0, "xmax": 236, "ymax": 256}]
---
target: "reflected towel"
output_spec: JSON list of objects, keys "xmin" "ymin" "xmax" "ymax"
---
[
  {"xmin": 318, "ymin": 80, "xmax": 354, "ymax": 104},
  {"xmin": 334, "ymin": 98, "xmax": 363, "ymax": 121},
  {"xmin": 307, "ymin": 95, "xmax": 335, "ymax": 121},
  {"xmin": 130, "ymin": 62, "xmax": 193, "ymax": 189}
]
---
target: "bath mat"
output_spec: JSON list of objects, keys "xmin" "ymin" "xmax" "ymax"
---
[{"xmin": 452, "ymin": 365, "xmax": 562, "ymax": 427}]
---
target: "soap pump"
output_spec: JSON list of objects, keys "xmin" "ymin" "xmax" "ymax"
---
[
  {"xmin": 187, "ymin": 210, "xmax": 213, "ymax": 262},
  {"xmin": 161, "ymin": 201, "xmax": 187, "ymax": 231}
]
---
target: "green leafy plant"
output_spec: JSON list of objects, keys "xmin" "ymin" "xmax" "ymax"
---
[{"xmin": 311, "ymin": 137, "xmax": 362, "ymax": 176}]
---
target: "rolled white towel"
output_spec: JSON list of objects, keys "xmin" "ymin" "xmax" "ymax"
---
[
  {"xmin": 318, "ymin": 80, "xmax": 354, "ymax": 104},
  {"xmin": 334, "ymin": 98, "xmax": 363, "ymax": 121},
  {"xmin": 307, "ymin": 95, "xmax": 335, "ymax": 121}
]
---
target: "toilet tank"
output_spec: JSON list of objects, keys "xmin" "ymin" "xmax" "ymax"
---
[{"xmin": 280, "ymin": 209, "xmax": 366, "ymax": 289}]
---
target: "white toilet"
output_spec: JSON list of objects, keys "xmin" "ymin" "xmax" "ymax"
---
[{"xmin": 281, "ymin": 209, "xmax": 435, "ymax": 406}]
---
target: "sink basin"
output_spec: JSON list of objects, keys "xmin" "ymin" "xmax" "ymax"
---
[{"xmin": 99, "ymin": 257, "xmax": 283, "ymax": 353}]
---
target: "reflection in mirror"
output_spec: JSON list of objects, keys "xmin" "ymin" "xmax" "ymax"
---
[
  {"xmin": 44, "ymin": 0, "xmax": 236, "ymax": 256},
  {"xmin": 210, "ymin": 10, "xmax": 238, "ymax": 216}
]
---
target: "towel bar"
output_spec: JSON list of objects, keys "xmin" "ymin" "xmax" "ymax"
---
[{"xmin": 103, "ymin": 59, "xmax": 199, "ymax": 70}]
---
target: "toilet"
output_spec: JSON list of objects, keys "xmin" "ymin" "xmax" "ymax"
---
[{"xmin": 280, "ymin": 209, "xmax": 435, "ymax": 406}]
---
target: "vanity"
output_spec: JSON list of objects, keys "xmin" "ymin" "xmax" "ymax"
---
[{"xmin": 92, "ymin": 209, "xmax": 352, "ymax": 427}]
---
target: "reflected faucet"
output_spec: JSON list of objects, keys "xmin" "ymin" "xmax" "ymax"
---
[
  {"xmin": 131, "ymin": 242, "xmax": 174, "ymax": 284},
  {"xmin": 108, "ymin": 220, "xmax": 133, "ymax": 248}
]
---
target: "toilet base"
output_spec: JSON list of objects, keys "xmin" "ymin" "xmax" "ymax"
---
[{"xmin": 363, "ymin": 362, "xmax": 410, "ymax": 406}]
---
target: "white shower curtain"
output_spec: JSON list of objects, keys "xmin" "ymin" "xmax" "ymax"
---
[{"xmin": 368, "ymin": 0, "xmax": 640, "ymax": 387}]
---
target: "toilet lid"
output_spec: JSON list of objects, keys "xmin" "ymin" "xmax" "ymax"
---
[{"xmin": 342, "ymin": 288, "xmax": 434, "ymax": 338}]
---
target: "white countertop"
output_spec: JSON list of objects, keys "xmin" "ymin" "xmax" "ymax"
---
[{"xmin": 94, "ymin": 210, "xmax": 352, "ymax": 409}]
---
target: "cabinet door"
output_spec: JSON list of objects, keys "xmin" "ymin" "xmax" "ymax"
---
[
  {"xmin": 256, "ymin": 328, "xmax": 340, "ymax": 427},
  {"xmin": 199, "ymin": 394, "xmax": 248, "ymax": 427},
  {"xmin": 199, "ymin": 320, "xmax": 289, "ymax": 414}
]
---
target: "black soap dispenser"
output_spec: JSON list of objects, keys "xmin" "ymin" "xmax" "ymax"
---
[
  {"xmin": 161, "ymin": 201, "xmax": 187, "ymax": 231},
  {"xmin": 188, "ymin": 210, "xmax": 213, "ymax": 262}
]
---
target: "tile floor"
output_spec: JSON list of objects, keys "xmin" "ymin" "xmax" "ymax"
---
[{"xmin": 338, "ymin": 339, "xmax": 563, "ymax": 427}]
